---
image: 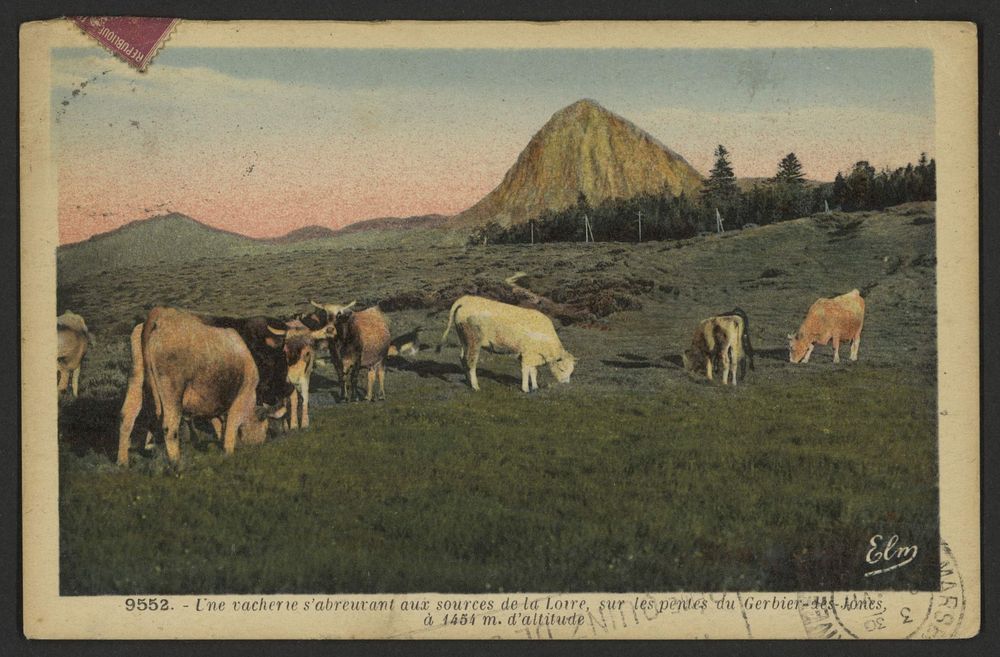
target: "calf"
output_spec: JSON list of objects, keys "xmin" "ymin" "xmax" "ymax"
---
[
  {"xmin": 282, "ymin": 318, "xmax": 330, "ymax": 428},
  {"xmin": 718, "ymin": 307, "xmax": 755, "ymax": 373},
  {"xmin": 683, "ymin": 315, "xmax": 745, "ymax": 385}
]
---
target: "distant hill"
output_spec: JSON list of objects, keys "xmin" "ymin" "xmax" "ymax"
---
[
  {"xmin": 336, "ymin": 214, "xmax": 450, "ymax": 234},
  {"xmin": 267, "ymin": 225, "xmax": 338, "ymax": 243},
  {"xmin": 58, "ymin": 213, "xmax": 255, "ymax": 279},
  {"xmin": 452, "ymin": 99, "xmax": 704, "ymax": 228}
]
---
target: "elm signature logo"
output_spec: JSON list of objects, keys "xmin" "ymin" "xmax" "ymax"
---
[{"xmin": 864, "ymin": 534, "xmax": 918, "ymax": 577}]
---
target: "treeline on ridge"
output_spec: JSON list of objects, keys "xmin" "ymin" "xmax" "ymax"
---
[{"xmin": 472, "ymin": 151, "xmax": 936, "ymax": 245}]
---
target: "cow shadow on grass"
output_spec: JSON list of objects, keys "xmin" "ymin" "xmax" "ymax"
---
[
  {"xmin": 58, "ymin": 396, "xmax": 122, "ymax": 460},
  {"xmin": 755, "ymin": 347, "xmax": 791, "ymax": 362},
  {"xmin": 601, "ymin": 351, "xmax": 672, "ymax": 370},
  {"xmin": 396, "ymin": 358, "xmax": 520, "ymax": 387}
]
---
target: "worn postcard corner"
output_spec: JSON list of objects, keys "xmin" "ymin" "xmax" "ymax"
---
[{"xmin": 20, "ymin": 19, "xmax": 979, "ymax": 640}]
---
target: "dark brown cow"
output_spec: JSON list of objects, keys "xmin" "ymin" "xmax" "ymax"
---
[{"xmin": 198, "ymin": 314, "xmax": 293, "ymax": 406}]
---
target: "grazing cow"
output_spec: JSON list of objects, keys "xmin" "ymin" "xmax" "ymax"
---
[
  {"xmin": 437, "ymin": 296, "xmax": 575, "ymax": 393},
  {"xmin": 788, "ymin": 289, "xmax": 866, "ymax": 364},
  {"xmin": 718, "ymin": 306, "xmax": 755, "ymax": 374},
  {"xmin": 682, "ymin": 315, "xmax": 745, "ymax": 385},
  {"xmin": 281, "ymin": 318, "xmax": 331, "ymax": 429},
  {"xmin": 117, "ymin": 308, "xmax": 282, "ymax": 466},
  {"xmin": 57, "ymin": 311, "xmax": 92, "ymax": 397}
]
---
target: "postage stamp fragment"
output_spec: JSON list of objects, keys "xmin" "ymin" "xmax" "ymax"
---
[
  {"xmin": 19, "ymin": 19, "xmax": 979, "ymax": 640},
  {"xmin": 69, "ymin": 17, "xmax": 178, "ymax": 70}
]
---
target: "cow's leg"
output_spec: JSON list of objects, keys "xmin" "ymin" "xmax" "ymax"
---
[
  {"xmin": 466, "ymin": 343, "xmax": 481, "ymax": 391},
  {"xmin": 850, "ymin": 330, "xmax": 862, "ymax": 361},
  {"xmin": 376, "ymin": 363, "xmax": 386, "ymax": 401},
  {"xmin": 289, "ymin": 387, "xmax": 300, "ymax": 429},
  {"xmin": 71, "ymin": 368, "xmax": 81, "ymax": 397},
  {"xmin": 802, "ymin": 344, "xmax": 815, "ymax": 363},
  {"xmin": 832, "ymin": 336, "xmax": 841, "ymax": 364},
  {"xmin": 210, "ymin": 417, "xmax": 224, "ymax": 442},
  {"xmin": 349, "ymin": 364, "xmax": 361, "ymax": 402},
  {"xmin": 721, "ymin": 348, "xmax": 731, "ymax": 386},
  {"xmin": 117, "ymin": 379, "xmax": 145, "ymax": 467},
  {"xmin": 300, "ymin": 381, "xmax": 311, "ymax": 426},
  {"xmin": 162, "ymin": 408, "xmax": 183, "ymax": 466},
  {"xmin": 520, "ymin": 360, "xmax": 532, "ymax": 393},
  {"xmin": 221, "ymin": 414, "xmax": 240, "ymax": 456},
  {"xmin": 705, "ymin": 357, "xmax": 713, "ymax": 382},
  {"xmin": 529, "ymin": 366, "xmax": 539, "ymax": 391},
  {"xmin": 365, "ymin": 368, "xmax": 376, "ymax": 401},
  {"xmin": 730, "ymin": 346, "xmax": 738, "ymax": 385}
]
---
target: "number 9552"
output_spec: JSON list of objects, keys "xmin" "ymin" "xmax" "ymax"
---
[{"xmin": 124, "ymin": 598, "xmax": 170, "ymax": 611}]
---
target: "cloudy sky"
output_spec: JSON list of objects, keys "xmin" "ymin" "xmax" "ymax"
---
[{"xmin": 52, "ymin": 47, "xmax": 933, "ymax": 243}]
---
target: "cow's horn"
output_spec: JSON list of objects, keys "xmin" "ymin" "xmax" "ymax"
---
[
  {"xmin": 310, "ymin": 300, "xmax": 325, "ymax": 310},
  {"xmin": 786, "ymin": 333, "xmax": 795, "ymax": 340},
  {"xmin": 267, "ymin": 325, "xmax": 287, "ymax": 336},
  {"xmin": 344, "ymin": 300, "xmax": 356, "ymax": 310}
]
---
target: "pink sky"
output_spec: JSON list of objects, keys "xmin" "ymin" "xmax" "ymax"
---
[{"xmin": 53, "ymin": 48, "xmax": 934, "ymax": 244}]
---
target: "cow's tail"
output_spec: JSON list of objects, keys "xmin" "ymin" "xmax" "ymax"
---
[
  {"xmin": 436, "ymin": 302, "xmax": 462, "ymax": 353},
  {"xmin": 742, "ymin": 315, "xmax": 755, "ymax": 371},
  {"xmin": 142, "ymin": 318, "xmax": 165, "ymax": 419}
]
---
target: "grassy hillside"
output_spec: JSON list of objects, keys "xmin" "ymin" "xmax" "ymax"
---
[{"xmin": 56, "ymin": 202, "xmax": 939, "ymax": 594}]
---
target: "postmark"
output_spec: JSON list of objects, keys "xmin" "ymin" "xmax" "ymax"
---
[{"xmin": 798, "ymin": 542, "xmax": 966, "ymax": 639}]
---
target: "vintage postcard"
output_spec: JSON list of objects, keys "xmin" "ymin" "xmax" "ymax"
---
[{"xmin": 20, "ymin": 20, "xmax": 979, "ymax": 639}]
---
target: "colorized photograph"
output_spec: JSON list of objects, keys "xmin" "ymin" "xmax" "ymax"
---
[{"xmin": 50, "ymin": 42, "xmax": 942, "ymax": 598}]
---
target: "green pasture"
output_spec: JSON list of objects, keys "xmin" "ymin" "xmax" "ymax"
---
[{"xmin": 56, "ymin": 203, "xmax": 939, "ymax": 593}]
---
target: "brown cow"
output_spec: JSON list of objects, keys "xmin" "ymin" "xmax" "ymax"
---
[
  {"xmin": 682, "ymin": 315, "xmax": 745, "ymax": 385},
  {"xmin": 117, "ymin": 308, "xmax": 279, "ymax": 466},
  {"xmin": 334, "ymin": 307, "xmax": 392, "ymax": 402},
  {"xmin": 57, "ymin": 311, "xmax": 92, "ymax": 397},
  {"xmin": 787, "ymin": 289, "xmax": 866, "ymax": 364}
]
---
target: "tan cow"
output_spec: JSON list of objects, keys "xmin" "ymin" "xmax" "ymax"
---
[
  {"xmin": 57, "ymin": 311, "xmax": 92, "ymax": 397},
  {"xmin": 282, "ymin": 318, "xmax": 330, "ymax": 428},
  {"xmin": 787, "ymin": 289, "xmax": 866, "ymax": 364},
  {"xmin": 683, "ymin": 315, "xmax": 744, "ymax": 385},
  {"xmin": 438, "ymin": 296, "xmax": 575, "ymax": 393},
  {"xmin": 117, "ymin": 308, "xmax": 276, "ymax": 466}
]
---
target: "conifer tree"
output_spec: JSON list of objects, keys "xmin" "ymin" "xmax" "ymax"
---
[
  {"xmin": 702, "ymin": 145, "xmax": 739, "ymax": 206},
  {"xmin": 774, "ymin": 152, "xmax": 806, "ymax": 185}
]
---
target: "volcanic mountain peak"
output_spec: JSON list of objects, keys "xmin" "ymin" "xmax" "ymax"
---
[{"xmin": 454, "ymin": 99, "xmax": 704, "ymax": 227}]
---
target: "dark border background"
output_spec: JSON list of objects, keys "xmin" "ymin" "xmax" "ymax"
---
[{"xmin": 3, "ymin": 1, "xmax": 995, "ymax": 655}]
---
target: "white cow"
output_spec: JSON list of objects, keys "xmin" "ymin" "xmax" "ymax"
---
[{"xmin": 438, "ymin": 296, "xmax": 575, "ymax": 393}]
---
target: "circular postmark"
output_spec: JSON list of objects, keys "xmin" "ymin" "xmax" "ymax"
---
[{"xmin": 797, "ymin": 541, "xmax": 966, "ymax": 639}]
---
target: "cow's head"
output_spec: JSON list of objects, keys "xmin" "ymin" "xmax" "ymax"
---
[
  {"xmin": 549, "ymin": 351, "xmax": 576, "ymax": 383},
  {"xmin": 308, "ymin": 300, "xmax": 355, "ymax": 339},
  {"xmin": 237, "ymin": 403, "xmax": 287, "ymax": 446},
  {"xmin": 263, "ymin": 322, "xmax": 287, "ymax": 349},
  {"xmin": 787, "ymin": 332, "xmax": 810, "ymax": 363}
]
